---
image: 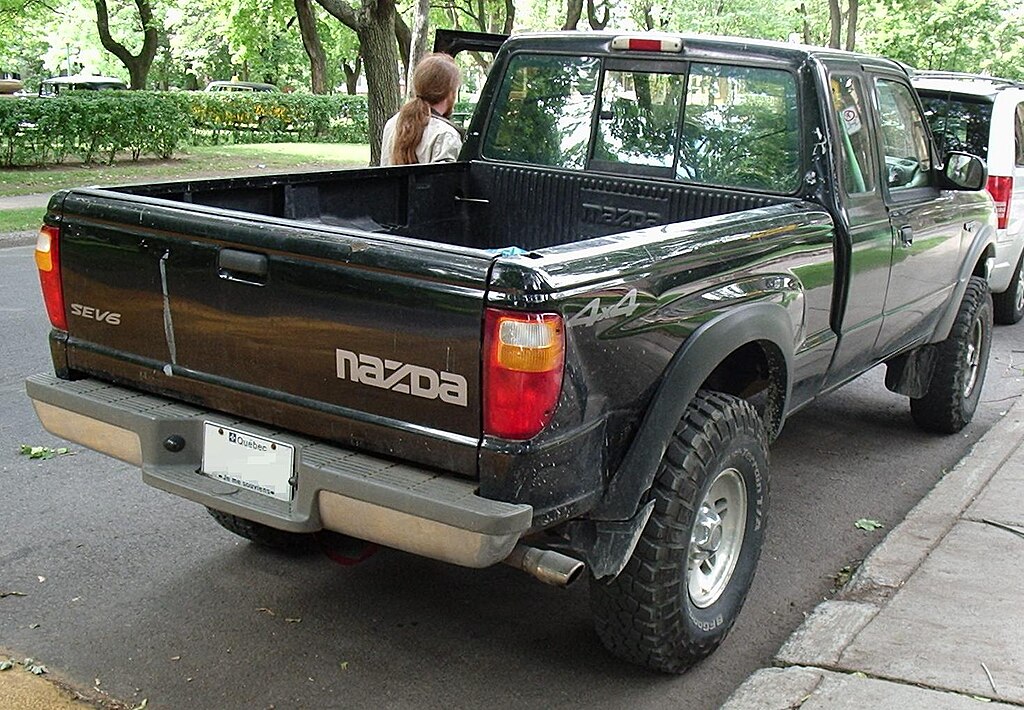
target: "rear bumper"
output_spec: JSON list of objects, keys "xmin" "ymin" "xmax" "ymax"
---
[{"xmin": 25, "ymin": 374, "xmax": 532, "ymax": 568}]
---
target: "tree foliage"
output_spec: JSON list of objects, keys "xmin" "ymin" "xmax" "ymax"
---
[{"xmin": 860, "ymin": 0, "xmax": 1024, "ymax": 78}]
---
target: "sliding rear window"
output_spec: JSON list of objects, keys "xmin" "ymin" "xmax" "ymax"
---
[{"xmin": 482, "ymin": 53, "xmax": 801, "ymax": 194}]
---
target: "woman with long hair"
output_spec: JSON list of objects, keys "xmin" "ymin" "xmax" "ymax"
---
[{"xmin": 381, "ymin": 53, "xmax": 463, "ymax": 166}]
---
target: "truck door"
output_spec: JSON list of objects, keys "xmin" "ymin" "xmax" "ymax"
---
[{"xmin": 869, "ymin": 73, "xmax": 965, "ymax": 357}]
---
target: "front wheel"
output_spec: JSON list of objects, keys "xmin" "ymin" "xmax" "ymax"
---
[
  {"xmin": 911, "ymin": 275, "xmax": 993, "ymax": 433},
  {"xmin": 993, "ymin": 252, "xmax": 1024, "ymax": 325},
  {"xmin": 589, "ymin": 391, "xmax": 769, "ymax": 673}
]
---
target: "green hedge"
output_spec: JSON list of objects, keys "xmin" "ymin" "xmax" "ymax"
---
[{"xmin": 0, "ymin": 92, "xmax": 370, "ymax": 167}]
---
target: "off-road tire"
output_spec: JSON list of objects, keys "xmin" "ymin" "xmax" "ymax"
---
[
  {"xmin": 589, "ymin": 391, "xmax": 770, "ymax": 673},
  {"xmin": 993, "ymin": 253, "xmax": 1024, "ymax": 325},
  {"xmin": 911, "ymin": 276, "xmax": 992, "ymax": 434},
  {"xmin": 206, "ymin": 507, "xmax": 315, "ymax": 552}
]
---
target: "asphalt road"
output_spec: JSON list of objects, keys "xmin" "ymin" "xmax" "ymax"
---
[{"xmin": 2, "ymin": 240, "xmax": 1023, "ymax": 710}]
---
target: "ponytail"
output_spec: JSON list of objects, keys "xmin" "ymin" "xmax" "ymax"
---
[
  {"xmin": 391, "ymin": 97, "xmax": 431, "ymax": 166},
  {"xmin": 389, "ymin": 53, "xmax": 461, "ymax": 166}
]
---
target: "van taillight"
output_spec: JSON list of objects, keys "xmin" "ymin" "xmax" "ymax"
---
[
  {"xmin": 483, "ymin": 309, "xmax": 565, "ymax": 440},
  {"xmin": 987, "ymin": 175, "xmax": 1013, "ymax": 230},
  {"xmin": 35, "ymin": 225, "xmax": 66, "ymax": 331}
]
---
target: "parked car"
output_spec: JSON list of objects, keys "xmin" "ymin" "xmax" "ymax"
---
[
  {"xmin": 0, "ymin": 71, "xmax": 24, "ymax": 95},
  {"xmin": 38, "ymin": 75, "xmax": 127, "ymax": 97},
  {"xmin": 913, "ymin": 71, "xmax": 1024, "ymax": 323},
  {"xmin": 204, "ymin": 80, "xmax": 279, "ymax": 93}
]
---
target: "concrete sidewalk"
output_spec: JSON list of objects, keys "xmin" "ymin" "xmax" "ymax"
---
[
  {"xmin": 724, "ymin": 396, "xmax": 1024, "ymax": 709},
  {"xmin": 0, "ymin": 193, "xmax": 51, "ymax": 210}
]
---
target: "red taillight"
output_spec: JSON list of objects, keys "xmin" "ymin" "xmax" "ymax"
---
[
  {"xmin": 987, "ymin": 175, "xmax": 1013, "ymax": 230},
  {"xmin": 35, "ymin": 225, "xmax": 66, "ymax": 331},
  {"xmin": 483, "ymin": 309, "xmax": 565, "ymax": 440}
]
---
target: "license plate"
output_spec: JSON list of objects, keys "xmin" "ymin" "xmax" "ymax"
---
[{"xmin": 201, "ymin": 422, "xmax": 295, "ymax": 502}]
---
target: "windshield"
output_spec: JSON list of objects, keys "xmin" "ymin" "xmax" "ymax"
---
[
  {"xmin": 917, "ymin": 92, "xmax": 992, "ymax": 160},
  {"xmin": 482, "ymin": 53, "xmax": 802, "ymax": 194}
]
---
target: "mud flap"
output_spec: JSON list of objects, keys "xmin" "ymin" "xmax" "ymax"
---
[{"xmin": 571, "ymin": 500, "xmax": 655, "ymax": 580}]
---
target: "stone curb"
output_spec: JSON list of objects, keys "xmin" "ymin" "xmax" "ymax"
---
[{"xmin": 1, "ymin": 230, "xmax": 39, "ymax": 248}]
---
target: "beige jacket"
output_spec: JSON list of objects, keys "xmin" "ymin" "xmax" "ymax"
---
[{"xmin": 380, "ymin": 112, "xmax": 462, "ymax": 166}]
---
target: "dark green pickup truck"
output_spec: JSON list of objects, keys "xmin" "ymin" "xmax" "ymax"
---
[{"xmin": 27, "ymin": 32, "xmax": 996, "ymax": 672}]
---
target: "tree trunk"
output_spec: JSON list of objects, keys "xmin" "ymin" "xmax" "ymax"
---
[
  {"xmin": 313, "ymin": 0, "xmax": 402, "ymax": 163},
  {"xmin": 502, "ymin": 0, "xmax": 514, "ymax": 33},
  {"xmin": 800, "ymin": 2, "xmax": 811, "ymax": 45},
  {"xmin": 563, "ymin": 0, "xmax": 583, "ymax": 30},
  {"xmin": 342, "ymin": 54, "xmax": 362, "ymax": 94},
  {"xmin": 94, "ymin": 0, "xmax": 158, "ymax": 90},
  {"xmin": 587, "ymin": 0, "xmax": 609, "ymax": 30},
  {"xmin": 295, "ymin": 0, "xmax": 328, "ymax": 94},
  {"xmin": 405, "ymin": 0, "xmax": 430, "ymax": 96},
  {"xmin": 828, "ymin": 0, "xmax": 842, "ymax": 49},
  {"xmin": 358, "ymin": 1, "xmax": 401, "ymax": 165},
  {"xmin": 845, "ymin": 0, "xmax": 859, "ymax": 52}
]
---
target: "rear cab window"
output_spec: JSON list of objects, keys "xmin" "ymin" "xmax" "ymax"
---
[{"xmin": 482, "ymin": 52, "xmax": 802, "ymax": 194}]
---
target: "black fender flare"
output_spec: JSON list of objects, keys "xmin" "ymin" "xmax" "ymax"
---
[
  {"xmin": 931, "ymin": 222, "xmax": 996, "ymax": 343},
  {"xmin": 592, "ymin": 302, "xmax": 794, "ymax": 522}
]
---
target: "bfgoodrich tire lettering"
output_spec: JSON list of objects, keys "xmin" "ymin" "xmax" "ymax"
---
[
  {"xmin": 589, "ymin": 391, "xmax": 769, "ymax": 673},
  {"xmin": 911, "ymin": 275, "xmax": 993, "ymax": 434}
]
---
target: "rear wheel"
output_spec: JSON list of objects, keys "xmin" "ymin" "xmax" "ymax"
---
[
  {"xmin": 589, "ymin": 391, "xmax": 769, "ymax": 673},
  {"xmin": 993, "ymin": 253, "xmax": 1024, "ymax": 325},
  {"xmin": 911, "ymin": 276, "xmax": 992, "ymax": 434}
]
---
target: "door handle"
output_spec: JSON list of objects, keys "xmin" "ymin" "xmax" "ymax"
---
[{"xmin": 897, "ymin": 224, "xmax": 914, "ymax": 247}]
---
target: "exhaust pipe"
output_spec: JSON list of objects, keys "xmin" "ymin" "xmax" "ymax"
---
[{"xmin": 504, "ymin": 544, "xmax": 585, "ymax": 587}]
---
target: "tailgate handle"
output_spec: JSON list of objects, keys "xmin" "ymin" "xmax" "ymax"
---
[{"xmin": 218, "ymin": 249, "xmax": 268, "ymax": 284}]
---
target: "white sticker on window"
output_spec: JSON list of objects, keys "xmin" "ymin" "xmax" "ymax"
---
[{"xmin": 841, "ymin": 106, "xmax": 862, "ymax": 135}]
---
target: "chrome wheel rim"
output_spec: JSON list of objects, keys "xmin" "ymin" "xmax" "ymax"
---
[
  {"xmin": 963, "ymin": 317, "xmax": 984, "ymax": 398},
  {"xmin": 688, "ymin": 467, "xmax": 747, "ymax": 609}
]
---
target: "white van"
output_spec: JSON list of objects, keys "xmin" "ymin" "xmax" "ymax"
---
[{"xmin": 913, "ymin": 72, "xmax": 1024, "ymax": 323}]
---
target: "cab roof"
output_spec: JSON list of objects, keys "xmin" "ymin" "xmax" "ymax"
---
[{"xmin": 501, "ymin": 31, "xmax": 907, "ymax": 74}]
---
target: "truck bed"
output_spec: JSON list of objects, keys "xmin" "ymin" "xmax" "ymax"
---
[{"xmin": 117, "ymin": 160, "xmax": 791, "ymax": 251}]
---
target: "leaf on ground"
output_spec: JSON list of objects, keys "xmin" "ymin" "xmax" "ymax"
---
[
  {"xmin": 971, "ymin": 697, "xmax": 992, "ymax": 703},
  {"xmin": 0, "ymin": 660, "xmax": 14, "ymax": 671},
  {"xmin": 285, "ymin": 617, "xmax": 301, "ymax": 624},
  {"xmin": 339, "ymin": 661, "xmax": 349, "ymax": 670},
  {"xmin": 18, "ymin": 445, "xmax": 71, "ymax": 460},
  {"xmin": 855, "ymin": 518, "xmax": 884, "ymax": 531},
  {"xmin": 256, "ymin": 607, "xmax": 275, "ymax": 616},
  {"xmin": 130, "ymin": 700, "xmax": 148, "ymax": 710},
  {"xmin": 0, "ymin": 591, "xmax": 27, "ymax": 599},
  {"xmin": 23, "ymin": 659, "xmax": 47, "ymax": 675}
]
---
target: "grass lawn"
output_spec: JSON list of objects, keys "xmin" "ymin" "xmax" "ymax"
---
[
  {"xmin": 0, "ymin": 143, "xmax": 371, "ymax": 198},
  {"xmin": 0, "ymin": 206, "xmax": 45, "ymax": 233}
]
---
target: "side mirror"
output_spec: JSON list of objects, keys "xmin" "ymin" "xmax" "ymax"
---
[{"xmin": 942, "ymin": 151, "xmax": 986, "ymax": 191}]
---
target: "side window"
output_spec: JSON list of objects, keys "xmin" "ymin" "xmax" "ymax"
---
[
  {"xmin": 829, "ymin": 74, "xmax": 876, "ymax": 194},
  {"xmin": 873, "ymin": 78, "xmax": 933, "ymax": 191},
  {"xmin": 483, "ymin": 54, "xmax": 600, "ymax": 170},
  {"xmin": 1015, "ymin": 104, "xmax": 1024, "ymax": 167},
  {"xmin": 594, "ymin": 69, "xmax": 684, "ymax": 169},
  {"xmin": 677, "ymin": 63, "xmax": 800, "ymax": 193}
]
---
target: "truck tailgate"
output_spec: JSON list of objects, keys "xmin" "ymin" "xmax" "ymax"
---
[{"xmin": 54, "ymin": 190, "xmax": 493, "ymax": 475}]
